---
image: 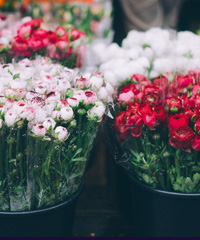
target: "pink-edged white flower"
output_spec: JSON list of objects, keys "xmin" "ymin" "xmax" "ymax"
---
[
  {"xmin": 84, "ymin": 90, "xmax": 97, "ymax": 104},
  {"xmin": 5, "ymin": 99, "xmax": 15, "ymax": 109},
  {"xmin": 18, "ymin": 58, "xmax": 33, "ymax": 67},
  {"xmin": 118, "ymin": 91, "xmax": 134, "ymax": 104},
  {"xmin": 67, "ymin": 97, "xmax": 79, "ymax": 107},
  {"xmin": 90, "ymin": 74, "xmax": 103, "ymax": 89},
  {"xmin": 45, "ymin": 91, "xmax": 61, "ymax": 102},
  {"xmin": 20, "ymin": 106, "xmax": 35, "ymax": 121},
  {"xmin": 30, "ymin": 97, "xmax": 46, "ymax": 108},
  {"xmin": 52, "ymin": 110, "xmax": 61, "ymax": 121},
  {"xmin": 73, "ymin": 90, "xmax": 87, "ymax": 102},
  {"xmin": 32, "ymin": 124, "xmax": 47, "ymax": 136},
  {"xmin": 4, "ymin": 109, "xmax": 19, "ymax": 127},
  {"xmin": 34, "ymin": 81, "xmax": 50, "ymax": 95},
  {"xmin": 43, "ymin": 117, "xmax": 56, "ymax": 130},
  {"xmin": 60, "ymin": 107, "xmax": 74, "ymax": 120},
  {"xmin": 55, "ymin": 126, "xmax": 69, "ymax": 141},
  {"xmin": 25, "ymin": 91, "xmax": 43, "ymax": 101},
  {"xmin": 0, "ymin": 119, "xmax": 3, "ymax": 129},
  {"xmin": 10, "ymin": 79, "xmax": 27, "ymax": 89},
  {"xmin": 56, "ymin": 99, "xmax": 69, "ymax": 109},
  {"xmin": 57, "ymin": 79, "xmax": 71, "ymax": 93},
  {"xmin": 87, "ymin": 101, "xmax": 105, "ymax": 121},
  {"xmin": 75, "ymin": 77, "xmax": 90, "ymax": 89},
  {"xmin": 13, "ymin": 101, "xmax": 27, "ymax": 116},
  {"xmin": 0, "ymin": 105, "xmax": 6, "ymax": 115},
  {"xmin": 98, "ymin": 87, "xmax": 109, "ymax": 101}
]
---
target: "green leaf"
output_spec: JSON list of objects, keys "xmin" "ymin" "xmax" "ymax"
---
[
  {"xmin": 72, "ymin": 157, "xmax": 87, "ymax": 162},
  {"xmin": 13, "ymin": 73, "xmax": 20, "ymax": 80}
]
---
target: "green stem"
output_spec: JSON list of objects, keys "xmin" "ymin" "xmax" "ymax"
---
[
  {"xmin": 145, "ymin": 129, "xmax": 151, "ymax": 163},
  {"xmin": 166, "ymin": 157, "xmax": 171, "ymax": 191},
  {"xmin": 0, "ymin": 133, "xmax": 3, "ymax": 182},
  {"xmin": 77, "ymin": 114, "xmax": 82, "ymax": 152},
  {"xmin": 175, "ymin": 149, "xmax": 181, "ymax": 177}
]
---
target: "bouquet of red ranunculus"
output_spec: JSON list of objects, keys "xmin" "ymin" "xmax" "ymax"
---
[
  {"xmin": 107, "ymin": 71, "xmax": 200, "ymax": 193},
  {"xmin": 11, "ymin": 19, "xmax": 85, "ymax": 68}
]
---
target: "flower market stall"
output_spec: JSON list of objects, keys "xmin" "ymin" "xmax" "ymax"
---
[{"xmin": 2, "ymin": 0, "xmax": 200, "ymax": 237}]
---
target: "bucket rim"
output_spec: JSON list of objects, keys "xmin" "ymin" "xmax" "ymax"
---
[
  {"xmin": 127, "ymin": 171, "xmax": 200, "ymax": 198},
  {"xmin": 0, "ymin": 180, "xmax": 84, "ymax": 215}
]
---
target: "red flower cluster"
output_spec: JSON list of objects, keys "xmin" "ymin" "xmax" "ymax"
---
[
  {"xmin": 11, "ymin": 19, "xmax": 85, "ymax": 63},
  {"xmin": 114, "ymin": 70, "xmax": 200, "ymax": 152},
  {"xmin": 115, "ymin": 74, "xmax": 167, "ymax": 142}
]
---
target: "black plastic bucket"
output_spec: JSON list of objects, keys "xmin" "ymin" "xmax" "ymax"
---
[
  {"xmin": 0, "ymin": 181, "xmax": 84, "ymax": 237},
  {"xmin": 128, "ymin": 173, "xmax": 200, "ymax": 237}
]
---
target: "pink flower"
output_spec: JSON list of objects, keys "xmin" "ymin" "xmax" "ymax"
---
[
  {"xmin": 84, "ymin": 90, "xmax": 97, "ymax": 104},
  {"xmin": 56, "ymin": 99, "xmax": 69, "ymax": 109},
  {"xmin": 118, "ymin": 91, "xmax": 134, "ymax": 104},
  {"xmin": 32, "ymin": 124, "xmax": 47, "ymax": 136},
  {"xmin": 13, "ymin": 101, "xmax": 27, "ymax": 115},
  {"xmin": 75, "ymin": 77, "xmax": 90, "ymax": 89},
  {"xmin": 55, "ymin": 26, "xmax": 66, "ymax": 38},
  {"xmin": 56, "ymin": 40, "xmax": 68, "ymax": 51},
  {"xmin": 30, "ymin": 97, "xmax": 46, "ymax": 108},
  {"xmin": 20, "ymin": 106, "xmax": 35, "ymax": 121},
  {"xmin": 17, "ymin": 24, "xmax": 32, "ymax": 40},
  {"xmin": 43, "ymin": 117, "xmax": 56, "ymax": 130}
]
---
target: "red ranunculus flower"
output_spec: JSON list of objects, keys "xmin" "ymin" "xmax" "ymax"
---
[
  {"xmin": 128, "ymin": 102, "xmax": 140, "ymax": 111},
  {"xmin": 192, "ymin": 135, "xmax": 200, "ymax": 151},
  {"xmin": 143, "ymin": 85, "xmax": 161, "ymax": 107},
  {"xmin": 195, "ymin": 95, "xmax": 200, "ymax": 108},
  {"xmin": 184, "ymin": 107, "xmax": 199, "ymax": 122},
  {"xmin": 28, "ymin": 37, "xmax": 46, "ymax": 51},
  {"xmin": 194, "ymin": 118, "xmax": 200, "ymax": 134},
  {"xmin": 126, "ymin": 111, "xmax": 143, "ymax": 127},
  {"xmin": 169, "ymin": 126, "xmax": 194, "ymax": 149},
  {"xmin": 113, "ymin": 111, "xmax": 127, "ymax": 134},
  {"xmin": 175, "ymin": 75, "xmax": 193, "ymax": 88},
  {"xmin": 131, "ymin": 74, "xmax": 146, "ymax": 83},
  {"xmin": 165, "ymin": 97, "xmax": 182, "ymax": 113},
  {"xmin": 71, "ymin": 29, "xmax": 85, "ymax": 41},
  {"xmin": 192, "ymin": 84, "xmax": 200, "ymax": 96},
  {"xmin": 189, "ymin": 68, "xmax": 200, "ymax": 83},
  {"xmin": 153, "ymin": 75, "xmax": 168, "ymax": 92},
  {"xmin": 33, "ymin": 29, "xmax": 48, "ymax": 39},
  {"xmin": 48, "ymin": 31, "xmax": 58, "ymax": 43},
  {"xmin": 180, "ymin": 95, "xmax": 190, "ymax": 109},
  {"xmin": 153, "ymin": 106, "xmax": 167, "ymax": 126},
  {"xmin": 55, "ymin": 26, "xmax": 66, "ymax": 38},
  {"xmin": 138, "ymin": 103, "xmax": 151, "ymax": 117},
  {"xmin": 120, "ymin": 83, "xmax": 135, "ymax": 94},
  {"xmin": 169, "ymin": 114, "xmax": 189, "ymax": 129},
  {"xmin": 134, "ymin": 89, "xmax": 143, "ymax": 102},
  {"xmin": 17, "ymin": 24, "xmax": 32, "ymax": 40},
  {"xmin": 136, "ymin": 79, "xmax": 152, "ymax": 90},
  {"xmin": 143, "ymin": 112, "xmax": 156, "ymax": 129}
]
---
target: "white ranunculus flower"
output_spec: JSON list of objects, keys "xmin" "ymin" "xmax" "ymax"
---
[
  {"xmin": 43, "ymin": 117, "xmax": 56, "ymax": 130},
  {"xmin": 60, "ymin": 107, "xmax": 74, "ymax": 120},
  {"xmin": 67, "ymin": 97, "xmax": 79, "ymax": 107},
  {"xmin": 90, "ymin": 75, "xmax": 103, "ymax": 90},
  {"xmin": 52, "ymin": 110, "xmax": 61, "ymax": 121},
  {"xmin": 55, "ymin": 126, "xmax": 68, "ymax": 141},
  {"xmin": 32, "ymin": 124, "xmax": 47, "ymax": 136},
  {"xmin": 87, "ymin": 101, "xmax": 105, "ymax": 121},
  {"xmin": 4, "ymin": 110, "xmax": 19, "ymax": 127},
  {"xmin": 12, "ymin": 101, "xmax": 27, "ymax": 116},
  {"xmin": 20, "ymin": 106, "xmax": 35, "ymax": 121}
]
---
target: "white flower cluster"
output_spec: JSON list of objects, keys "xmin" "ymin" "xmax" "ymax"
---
[
  {"xmin": 91, "ymin": 28, "xmax": 200, "ymax": 86},
  {"xmin": 0, "ymin": 56, "xmax": 107, "ymax": 139}
]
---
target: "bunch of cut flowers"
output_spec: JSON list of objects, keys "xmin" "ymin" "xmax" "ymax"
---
[
  {"xmin": 11, "ymin": 18, "xmax": 85, "ymax": 68},
  {"xmin": 109, "ymin": 71, "xmax": 200, "ymax": 193},
  {"xmin": 0, "ymin": 56, "xmax": 112, "ymax": 211}
]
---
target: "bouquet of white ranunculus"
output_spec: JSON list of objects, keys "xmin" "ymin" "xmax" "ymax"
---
[{"xmin": 0, "ymin": 56, "xmax": 111, "ymax": 211}]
